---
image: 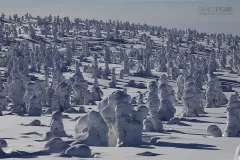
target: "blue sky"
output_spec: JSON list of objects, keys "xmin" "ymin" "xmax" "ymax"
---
[{"xmin": 0, "ymin": 0, "xmax": 239, "ymax": 35}]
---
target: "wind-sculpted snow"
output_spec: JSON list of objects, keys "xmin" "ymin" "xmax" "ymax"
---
[{"xmin": 0, "ymin": 12, "xmax": 238, "ymax": 160}]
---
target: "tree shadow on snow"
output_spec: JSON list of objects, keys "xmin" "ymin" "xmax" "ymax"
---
[
  {"xmin": 180, "ymin": 118, "xmax": 225, "ymax": 125},
  {"xmin": 155, "ymin": 141, "xmax": 219, "ymax": 150},
  {"xmin": 219, "ymin": 78, "xmax": 240, "ymax": 88},
  {"xmin": 165, "ymin": 129, "xmax": 208, "ymax": 136},
  {"xmin": 0, "ymin": 138, "xmax": 16, "ymax": 140},
  {"xmin": 21, "ymin": 132, "xmax": 43, "ymax": 136},
  {"xmin": 0, "ymin": 150, "xmax": 51, "ymax": 159},
  {"xmin": 216, "ymin": 116, "xmax": 227, "ymax": 119},
  {"xmin": 136, "ymin": 151, "xmax": 161, "ymax": 157}
]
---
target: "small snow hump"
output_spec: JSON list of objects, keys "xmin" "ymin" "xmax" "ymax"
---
[
  {"xmin": 44, "ymin": 137, "xmax": 69, "ymax": 153},
  {"xmin": 207, "ymin": 125, "xmax": 222, "ymax": 137},
  {"xmin": 0, "ymin": 139, "xmax": 7, "ymax": 148},
  {"xmin": 26, "ymin": 119, "xmax": 41, "ymax": 126},
  {"xmin": 65, "ymin": 144, "xmax": 91, "ymax": 158},
  {"xmin": 149, "ymin": 137, "xmax": 160, "ymax": 145}
]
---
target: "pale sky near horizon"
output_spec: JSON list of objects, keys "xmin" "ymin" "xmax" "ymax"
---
[{"xmin": 0, "ymin": 0, "xmax": 239, "ymax": 35}]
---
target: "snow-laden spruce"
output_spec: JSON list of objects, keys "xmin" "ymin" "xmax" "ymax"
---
[
  {"xmin": 224, "ymin": 93, "xmax": 240, "ymax": 137},
  {"xmin": 147, "ymin": 81, "xmax": 163, "ymax": 132}
]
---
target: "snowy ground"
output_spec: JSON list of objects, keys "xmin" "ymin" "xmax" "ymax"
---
[{"xmin": 1, "ymin": 68, "xmax": 240, "ymax": 160}]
